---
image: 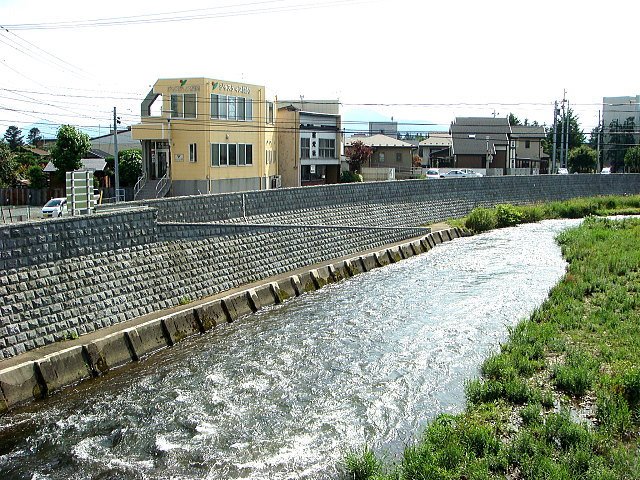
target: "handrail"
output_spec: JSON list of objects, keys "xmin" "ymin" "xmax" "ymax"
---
[
  {"xmin": 133, "ymin": 174, "xmax": 146, "ymax": 200},
  {"xmin": 155, "ymin": 173, "xmax": 170, "ymax": 198}
]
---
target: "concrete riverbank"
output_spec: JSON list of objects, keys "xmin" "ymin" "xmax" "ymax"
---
[{"xmin": 0, "ymin": 227, "xmax": 464, "ymax": 411}]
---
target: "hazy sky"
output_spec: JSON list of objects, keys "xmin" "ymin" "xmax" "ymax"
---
[{"xmin": 1, "ymin": 0, "xmax": 638, "ymax": 138}]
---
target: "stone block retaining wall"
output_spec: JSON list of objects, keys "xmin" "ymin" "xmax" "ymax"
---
[
  {"xmin": 2, "ymin": 175, "xmax": 640, "ymax": 360},
  {"xmin": 104, "ymin": 174, "xmax": 640, "ymax": 225},
  {"xmin": 0, "ymin": 224, "xmax": 426, "ymax": 359}
]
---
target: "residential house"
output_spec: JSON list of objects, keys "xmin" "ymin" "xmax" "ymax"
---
[
  {"xmin": 345, "ymin": 134, "xmax": 416, "ymax": 179},
  {"xmin": 418, "ymin": 132, "xmax": 452, "ymax": 167},
  {"xmin": 132, "ymin": 77, "xmax": 278, "ymax": 198},
  {"xmin": 276, "ymin": 100, "xmax": 341, "ymax": 187},
  {"xmin": 90, "ymin": 127, "xmax": 140, "ymax": 157},
  {"xmin": 450, "ymin": 117, "xmax": 510, "ymax": 172},
  {"xmin": 510, "ymin": 125, "xmax": 547, "ymax": 174}
]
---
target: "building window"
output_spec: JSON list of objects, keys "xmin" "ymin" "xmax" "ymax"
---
[
  {"xmin": 267, "ymin": 101, "xmax": 274, "ymax": 124},
  {"xmin": 211, "ymin": 143, "xmax": 253, "ymax": 167},
  {"xmin": 379, "ymin": 152, "xmax": 385, "ymax": 163},
  {"xmin": 246, "ymin": 100, "xmax": 252, "ymax": 121},
  {"xmin": 319, "ymin": 138, "xmax": 335, "ymax": 158},
  {"xmin": 228, "ymin": 97, "xmax": 237, "ymax": 121},
  {"xmin": 220, "ymin": 144, "xmax": 228, "ymax": 166},
  {"xmin": 189, "ymin": 143, "xmax": 197, "ymax": 162},
  {"xmin": 211, "ymin": 143, "xmax": 220, "ymax": 166},
  {"xmin": 237, "ymin": 97, "xmax": 246, "ymax": 121},
  {"xmin": 171, "ymin": 93, "xmax": 196, "ymax": 118},
  {"xmin": 525, "ymin": 140, "xmax": 531, "ymax": 148},
  {"xmin": 396, "ymin": 152, "xmax": 402, "ymax": 162},
  {"xmin": 301, "ymin": 138, "xmax": 310, "ymax": 158}
]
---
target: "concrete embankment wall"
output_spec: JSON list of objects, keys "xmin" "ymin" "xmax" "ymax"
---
[
  {"xmin": 102, "ymin": 174, "xmax": 640, "ymax": 225},
  {"xmin": 2, "ymin": 175, "xmax": 640, "ymax": 363},
  {"xmin": 0, "ymin": 218, "xmax": 426, "ymax": 360},
  {"xmin": 0, "ymin": 228, "xmax": 462, "ymax": 411}
]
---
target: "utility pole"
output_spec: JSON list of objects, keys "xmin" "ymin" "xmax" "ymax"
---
[
  {"xmin": 552, "ymin": 101, "xmax": 558, "ymax": 173},
  {"xmin": 113, "ymin": 107, "xmax": 120, "ymax": 202},
  {"xmin": 560, "ymin": 90, "xmax": 567, "ymax": 168},
  {"xmin": 596, "ymin": 110, "xmax": 601, "ymax": 172},
  {"xmin": 564, "ymin": 100, "xmax": 570, "ymax": 167}
]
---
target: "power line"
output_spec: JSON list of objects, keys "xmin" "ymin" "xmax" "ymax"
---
[{"xmin": 2, "ymin": 0, "xmax": 375, "ymax": 30}]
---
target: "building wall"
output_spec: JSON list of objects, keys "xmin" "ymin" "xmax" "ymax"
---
[
  {"xmin": 3, "ymin": 174, "xmax": 640, "ymax": 359},
  {"xmin": 277, "ymin": 109, "xmax": 300, "ymax": 188},
  {"xmin": 514, "ymin": 138, "xmax": 543, "ymax": 162},
  {"xmin": 368, "ymin": 147, "xmax": 413, "ymax": 177}
]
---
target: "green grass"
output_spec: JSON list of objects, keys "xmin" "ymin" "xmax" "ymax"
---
[
  {"xmin": 461, "ymin": 194, "xmax": 640, "ymax": 233},
  {"xmin": 344, "ymin": 207, "xmax": 640, "ymax": 480}
]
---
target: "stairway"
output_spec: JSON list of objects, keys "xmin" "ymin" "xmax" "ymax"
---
[{"xmin": 134, "ymin": 179, "xmax": 162, "ymax": 200}]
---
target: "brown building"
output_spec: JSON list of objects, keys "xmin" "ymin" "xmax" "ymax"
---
[{"xmin": 345, "ymin": 134, "xmax": 415, "ymax": 179}]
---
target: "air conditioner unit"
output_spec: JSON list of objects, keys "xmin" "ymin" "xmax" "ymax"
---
[{"xmin": 272, "ymin": 175, "xmax": 282, "ymax": 188}]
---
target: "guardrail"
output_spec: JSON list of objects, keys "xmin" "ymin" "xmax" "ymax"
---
[
  {"xmin": 155, "ymin": 173, "xmax": 170, "ymax": 198},
  {"xmin": 133, "ymin": 175, "xmax": 146, "ymax": 200}
]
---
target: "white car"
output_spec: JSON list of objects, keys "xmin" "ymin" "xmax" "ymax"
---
[
  {"xmin": 424, "ymin": 168, "xmax": 440, "ymax": 179},
  {"xmin": 600, "ymin": 167, "xmax": 611, "ymax": 174},
  {"xmin": 42, "ymin": 198, "xmax": 67, "ymax": 218},
  {"xmin": 440, "ymin": 169, "xmax": 471, "ymax": 178},
  {"xmin": 459, "ymin": 169, "xmax": 483, "ymax": 177},
  {"xmin": 557, "ymin": 168, "xmax": 569, "ymax": 175}
]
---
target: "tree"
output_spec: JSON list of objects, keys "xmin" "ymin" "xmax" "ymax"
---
[
  {"xmin": 50, "ymin": 125, "xmax": 90, "ymax": 173},
  {"xmin": 0, "ymin": 142, "xmax": 18, "ymax": 187},
  {"xmin": 26, "ymin": 164, "xmax": 46, "ymax": 188},
  {"xmin": 117, "ymin": 149, "xmax": 142, "ymax": 186},
  {"xmin": 568, "ymin": 145, "xmax": 597, "ymax": 173},
  {"xmin": 624, "ymin": 146, "xmax": 640, "ymax": 173},
  {"xmin": 508, "ymin": 113, "xmax": 521, "ymax": 126},
  {"xmin": 606, "ymin": 117, "xmax": 635, "ymax": 172},
  {"xmin": 345, "ymin": 140, "xmax": 373, "ymax": 173},
  {"xmin": 27, "ymin": 127, "xmax": 42, "ymax": 146},
  {"xmin": 543, "ymin": 108, "xmax": 586, "ymax": 159},
  {"xmin": 3, "ymin": 126, "xmax": 24, "ymax": 150}
]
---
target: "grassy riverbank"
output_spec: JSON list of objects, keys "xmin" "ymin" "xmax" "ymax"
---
[{"xmin": 345, "ymin": 199, "xmax": 640, "ymax": 479}]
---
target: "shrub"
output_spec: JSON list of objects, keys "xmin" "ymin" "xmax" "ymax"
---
[
  {"xmin": 344, "ymin": 446, "xmax": 382, "ymax": 480},
  {"xmin": 495, "ymin": 204, "xmax": 523, "ymax": 228},
  {"xmin": 553, "ymin": 351, "xmax": 595, "ymax": 397},
  {"xmin": 520, "ymin": 403, "xmax": 542, "ymax": 426},
  {"xmin": 465, "ymin": 207, "xmax": 497, "ymax": 233},
  {"xmin": 519, "ymin": 205, "xmax": 545, "ymax": 224},
  {"xmin": 340, "ymin": 170, "xmax": 363, "ymax": 183},
  {"xmin": 597, "ymin": 392, "xmax": 632, "ymax": 436}
]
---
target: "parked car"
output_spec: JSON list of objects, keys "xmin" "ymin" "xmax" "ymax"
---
[
  {"xmin": 440, "ymin": 169, "xmax": 471, "ymax": 178},
  {"xmin": 424, "ymin": 168, "xmax": 440, "ymax": 179},
  {"xmin": 600, "ymin": 167, "xmax": 611, "ymax": 174},
  {"xmin": 557, "ymin": 168, "xmax": 569, "ymax": 175},
  {"xmin": 459, "ymin": 168, "xmax": 483, "ymax": 177},
  {"xmin": 42, "ymin": 198, "xmax": 67, "ymax": 218}
]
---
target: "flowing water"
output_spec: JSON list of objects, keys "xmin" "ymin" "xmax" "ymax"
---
[{"xmin": 0, "ymin": 219, "xmax": 580, "ymax": 479}]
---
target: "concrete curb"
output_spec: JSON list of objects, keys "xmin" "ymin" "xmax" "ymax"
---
[{"xmin": 0, "ymin": 228, "xmax": 464, "ymax": 412}]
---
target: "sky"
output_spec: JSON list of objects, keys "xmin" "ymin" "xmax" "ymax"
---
[{"xmin": 1, "ymin": 0, "xmax": 638, "ymax": 140}]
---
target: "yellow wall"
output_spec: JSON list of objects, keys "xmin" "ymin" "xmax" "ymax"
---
[{"xmin": 133, "ymin": 77, "xmax": 277, "ymax": 185}]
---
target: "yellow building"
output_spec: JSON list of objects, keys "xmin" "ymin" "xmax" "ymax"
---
[{"xmin": 132, "ymin": 77, "xmax": 279, "ymax": 197}]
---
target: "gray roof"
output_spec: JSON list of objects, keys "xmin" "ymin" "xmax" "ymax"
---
[
  {"xmin": 419, "ymin": 132, "xmax": 452, "ymax": 147},
  {"xmin": 346, "ymin": 134, "xmax": 414, "ymax": 148},
  {"xmin": 450, "ymin": 117, "xmax": 509, "ymax": 156},
  {"xmin": 510, "ymin": 125, "xmax": 546, "ymax": 138},
  {"xmin": 44, "ymin": 158, "xmax": 107, "ymax": 173}
]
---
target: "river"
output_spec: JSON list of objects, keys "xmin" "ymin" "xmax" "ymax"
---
[{"xmin": 0, "ymin": 219, "xmax": 580, "ymax": 479}]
